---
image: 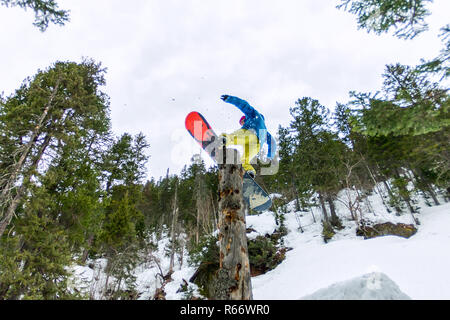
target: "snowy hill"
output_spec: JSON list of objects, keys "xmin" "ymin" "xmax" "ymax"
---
[{"xmin": 74, "ymin": 190, "xmax": 450, "ymax": 300}]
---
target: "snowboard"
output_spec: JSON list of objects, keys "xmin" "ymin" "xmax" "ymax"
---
[{"xmin": 185, "ymin": 111, "xmax": 272, "ymax": 212}]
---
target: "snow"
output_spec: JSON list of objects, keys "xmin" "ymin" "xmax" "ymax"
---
[
  {"xmin": 73, "ymin": 234, "xmax": 201, "ymax": 300},
  {"xmin": 300, "ymin": 272, "xmax": 411, "ymax": 300},
  {"xmin": 251, "ymin": 198, "xmax": 450, "ymax": 300},
  {"xmin": 72, "ymin": 187, "xmax": 450, "ymax": 300}
]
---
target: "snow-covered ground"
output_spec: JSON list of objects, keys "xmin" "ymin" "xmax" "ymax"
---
[
  {"xmin": 249, "ymin": 199, "xmax": 450, "ymax": 300},
  {"xmin": 73, "ymin": 188, "xmax": 450, "ymax": 300},
  {"xmin": 300, "ymin": 272, "xmax": 412, "ymax": 300}
]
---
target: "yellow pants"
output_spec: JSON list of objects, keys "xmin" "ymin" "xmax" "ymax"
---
[{"xmin": 222, "ymin": 129, "xmax": 260, "ymax": 173}]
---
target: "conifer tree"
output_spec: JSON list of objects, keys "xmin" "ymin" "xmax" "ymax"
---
[
  {"xmin": 0, "ymin": 59, "xmax": 110, "ymax": 237},
  {"xmin": 279, "ymin": 97, "xmax": 346, "ymax": 228}
]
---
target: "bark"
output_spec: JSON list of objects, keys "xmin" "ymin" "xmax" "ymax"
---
[{"xmin": 214, "ymin": 146, "xmax": 252, "ymax": 300}]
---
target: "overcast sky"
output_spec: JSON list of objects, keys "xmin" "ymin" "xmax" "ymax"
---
[{"xmin": 0, "ymin": 0, "xmax": 449, "ymax": 180}]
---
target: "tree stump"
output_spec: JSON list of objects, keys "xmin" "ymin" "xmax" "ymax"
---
[{"xmin": 213, "ymin": 146, "xmax": 253, "ymax": 300}]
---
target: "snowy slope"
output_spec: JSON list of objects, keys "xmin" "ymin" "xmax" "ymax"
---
[
  {"xmin": 249, "ymin": 201, "xmax": 450, "ymax": 300},
  {"xmin": 73, "ymin": 189, "xmax": 450, "ymax": 300}
]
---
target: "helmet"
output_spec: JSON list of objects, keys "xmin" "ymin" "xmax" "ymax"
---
[{"xmin": 239, "ymin": 116, "xmax": 246, "ymax": 126}]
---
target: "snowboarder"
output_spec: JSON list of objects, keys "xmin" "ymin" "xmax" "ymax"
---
[{"xmin": 219, "ymin": 95, "xmax": 276, "ymax": 178}]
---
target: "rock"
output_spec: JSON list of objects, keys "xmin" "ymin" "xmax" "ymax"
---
[{"xmin": 357, "ymin": 222, "xmax": 417, "ymax": 239}]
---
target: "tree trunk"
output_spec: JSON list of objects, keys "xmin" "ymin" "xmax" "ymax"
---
[
  {"xmin": 0, "ymin": 80, "xmax": 60, "ymax": 226},
  {"xmin": 414, "ymin": 167, "xmax": 440, "ymax": 206},
  {"xmin": 326, "ymin": 194, "xmax": 341, "ymax": 228},
  {"xmin": 363, "ymin": 158, "xmax": 388, "ymax": 207},
  {"xmin": 169, "ymin": 183, "xmax": 179, "ymax": 275},
  {"xmin": 214, "ymin": 146, "xmax": 252, "ymax": 300},
  {"xmin": 81, "ymin": 234, "xmax": 95, "ymax": 264},
  {"xmin": 309, "ymin": 206, "xmax": 316, "ymax": 223},
  {"xmin": 394, "ymin": 169, "xmax": 420, "ymax": 225},
  {"xmin": 210, "ymin": 191, "xmax": 219, "ymax": 231},
  {"xmin": 211, "ymin": 190, "xmax": 218, "ymax": 230},
  {"xmin": 291, "ymin": 179, "xmax": 300, "ymax": 212},
  {"xmin": 0, "ymin": 134, "xmax": 52, "ymax": 236}
]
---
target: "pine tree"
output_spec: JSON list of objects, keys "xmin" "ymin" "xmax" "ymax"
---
[
  {"xmin": 0, "ymin": 59, "xmax": 110, "ymax": 237},
  {"xmin": 96, "ymin": 133, "xmax": 149, "ymax": 298},
  {"xmin": 214, "ymin": 147, "xmax": 252, "ymax": 300},
  {"xmin": 0, "ymin": 0, "xmax": 70, "ymax": 31},
  {"xmin": 0, "ymin": 59, "xmax": 114, "ymax": 299},
  {"xmin": 337, "ymin": 0, "xmax": 432, "ymax": 39},
  {"xmin": 338, "ymin": 0, "xmax": 449, "ymax": 199}
]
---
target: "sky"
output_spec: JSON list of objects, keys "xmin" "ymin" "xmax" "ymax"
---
[{"xmin": 0, "ymin": 0, "xmax": 449, "ymax": 180}]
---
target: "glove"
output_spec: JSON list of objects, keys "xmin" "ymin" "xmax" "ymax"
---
[{"xmin": 221, "ymin": 95, "xmax": 229, "ymax": 102}]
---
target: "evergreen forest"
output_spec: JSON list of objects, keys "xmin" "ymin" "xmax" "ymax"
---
[{"xmin": 0, "ymin": 0, "xmax": 448, "ymax": 299}]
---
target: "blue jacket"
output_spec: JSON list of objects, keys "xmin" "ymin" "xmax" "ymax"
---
[{"xmin": 223, "ymin": 96, "xmax": 276, "ymax": 159}]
